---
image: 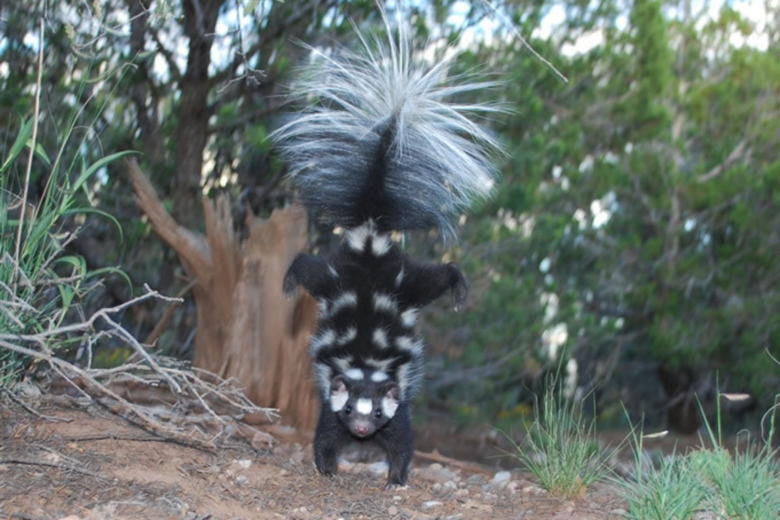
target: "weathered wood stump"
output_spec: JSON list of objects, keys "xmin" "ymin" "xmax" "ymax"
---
[{"xmin": 127, "ymin": 159, "xmax": 318, "ymax": 429}]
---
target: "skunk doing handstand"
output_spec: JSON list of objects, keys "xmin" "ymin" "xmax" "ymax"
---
[{"xmin": 273, "ymin": 15, "xmax": 502, "ymax": 487}]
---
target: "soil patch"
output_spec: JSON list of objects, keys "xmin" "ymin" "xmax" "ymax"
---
[{"xmin": 0, "ymin": 402, "xmax": 627, "ymax": 519}]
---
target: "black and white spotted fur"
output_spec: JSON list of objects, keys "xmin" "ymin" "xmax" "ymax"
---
[
  {"xmin": 273, "ymin": 9, "xmax": 501, "ymax": 488},
  {"xmin": 314, "ymin": 375, "xmax": 413, "ymax": 485},
  {"xmin": 283, "ymin": 223, "xmax": 465, "ymax": 486}
]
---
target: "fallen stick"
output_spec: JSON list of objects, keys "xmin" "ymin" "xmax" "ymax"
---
[
  {"xmin": 413, "ymin": 449, "xmax": 493, "ymax": 475},
  {"xmin": 0, "ymin": 458, "xmax": 110, "ymax": 481},
  {"xmin": 1, "ymin": 287, "xmax": 277, "ymax": 454},
  {"xmin": 1, "ymin": 388, "xmax": 72, "ymax": 423}
]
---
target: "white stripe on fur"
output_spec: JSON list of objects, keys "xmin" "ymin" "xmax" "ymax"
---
[
  {"xmin": 356, "ymin": 398, "xmax": 373, "ymax": 415},
  {"xmin": 400, "ymin": 308, "xmax": 418, "ymax": 328},
  {"xmin": 310, "ymin": 329, "xmax": 336, "ymax": 354},
  {"xmin": 381, "ymin": 396, "xmax": 399, "ymax": 418},
  {"xmin": 395, "ymin": 335, "xmax": 423, "ymax": 355},
  {"xmin": 371, "ymin": 371, "xmax": 389, "ymax": 382},
  {"xmin": 330, "ymin": 292, "xmax": 357, "ymax": 315},
  {"xmin": 337, "ymin": 327, "xmax": 357, "ymax": 345},
  {"xmin": 373, "ymin": 328, "xmax": 389, "ymax": 348},
  {"xmin": 373, "ymin": 293, "xmax": 398, "ymax": 314},
  {"xmin": 345, "ymin": 368, "xmax": 364, "ymax": 380}
]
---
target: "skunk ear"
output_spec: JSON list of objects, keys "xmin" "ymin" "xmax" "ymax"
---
[
  {"xmin": 380, "ymin": 382, "xmax": 400, "ymax": 418},
  {"xmin": 283, "ymin": 253, "xmax": 338, "ymax": 298},
  {"xmin": 331, "ymin": 374, "xmax": 348, "ymax": 391},
  {"xmin": 330, "ymin": 375, "xmax": 349, "ymax": 412}
]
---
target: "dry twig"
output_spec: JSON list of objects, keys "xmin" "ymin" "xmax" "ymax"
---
[
  {"xmin": 0, "ymin": 458, "xmax": 109, "ymax": 481},
  {"xmin": 1, "ymin": 387, "xmax": 72, "ymax": 423},
  {"xmin": 414, "ymin": 449, "xmax": 493, "ymax": 475},
  {"xmin": 0, "ymin": 286, "xmax": 278, "ymax": 453}
]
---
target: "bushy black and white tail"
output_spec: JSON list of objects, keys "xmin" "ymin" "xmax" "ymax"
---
[{"xmin": 271, "ymin": 11, "xmax": 503, "ymax": 241}]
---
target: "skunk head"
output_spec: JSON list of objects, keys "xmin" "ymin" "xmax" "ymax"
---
[{"xmin": 329, "ymin": 374, "xmax": 399, "ymax": 438}]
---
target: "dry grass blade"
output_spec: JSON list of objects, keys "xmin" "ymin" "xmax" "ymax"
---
[{"xmin": 12, "ymin": 18, "xmax": 44, "ymax": 288}]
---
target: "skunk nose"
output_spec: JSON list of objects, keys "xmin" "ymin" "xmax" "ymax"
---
[{"xmin": 355, "ymin": 425, "xmax": 369, "ymax": 435}]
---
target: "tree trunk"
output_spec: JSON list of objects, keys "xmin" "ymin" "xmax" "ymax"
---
[
  {"xmin": 172, "ymin": 0, "xmax": 225, "ymax": 228},
  {"xmin": 127, "ymin": 159, "xmax": 318, "ymax": 429},
  {"xmin": 658, "ymin": 364, "xmax": 701, "ymax": 434}
]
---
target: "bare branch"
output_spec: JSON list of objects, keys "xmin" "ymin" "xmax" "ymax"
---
[
  {"xmin": 149, "ymin": 28, "xmax": 182, "ymax": 82},
  {"xmin": 1, "ymin": 387, "xmax": 72, "ymax": 423},
  {"xmin": 697, "ymin": 138, "xmax": 748, "ymax": 183},
  {"xmin": 0, "ymin": 285, "xmax": 180, "ymax": 343},
  {"xmin": 1, "ymin": 335, "xmax": 277, "ymax": 451},
  {"xmin": 479, "ymin": 0, "xmax": 568, "ymax": 83},
  {"xmin": 210, "ymin": 0, "xmax": 333, "ymax": 87}
]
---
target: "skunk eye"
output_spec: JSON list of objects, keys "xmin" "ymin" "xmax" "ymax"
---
[
  {"xmin": 375, "ymin": 409, "xmax": 382, "ymax": 418},
  {"xmin": 344, "ymin": 405, "xmax": 352, "ymax": 414}
]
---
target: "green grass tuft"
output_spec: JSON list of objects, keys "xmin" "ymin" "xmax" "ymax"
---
[
  {"xmin": 620, "ymin": 450, "xmax": 706, "ymax": 520},
  {"xmin": 618, "ymin": 391, "xmax": 780, "ymax": 520},
  {"xmin": 507, "ymin": 384, "xmax": 616, "ymax": 498}
]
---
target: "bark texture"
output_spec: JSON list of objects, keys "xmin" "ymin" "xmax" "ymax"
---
[{"xmin": 128, "ymin": 159, "xmax": 318, "ymax": 429}]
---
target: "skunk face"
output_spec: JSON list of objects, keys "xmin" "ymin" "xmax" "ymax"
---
[{"xmin": 329, "ymin": 375, "xmax": 399, "ymax": 438}]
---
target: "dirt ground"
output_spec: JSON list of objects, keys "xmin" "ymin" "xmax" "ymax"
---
[{"xmin": 0, "ymin": 401, "xmax": 629, "ymax": 520}]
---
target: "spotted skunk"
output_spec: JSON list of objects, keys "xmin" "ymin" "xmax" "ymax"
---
[{"xmin": 273, "ymin": 12, "xmax": 501, "ymax": 488}]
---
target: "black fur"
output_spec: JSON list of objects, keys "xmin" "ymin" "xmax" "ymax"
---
[
  {"xmin": 284, "ymin": 231, "xmax": 464, "ymax": 487},
  {"xmin": 284, "ymin": 236, "xmax": 466, "ymax": 401},
  {"xmin": 314, "ymin": 381, "xmax": 414, "ymax": 488},
  {"xmin": 274, "ymin": 11, "xmax": 500, "ymax": 488}
]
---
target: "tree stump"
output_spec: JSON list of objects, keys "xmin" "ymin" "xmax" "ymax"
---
[{"xmin": 127, "ymin": 159, "xmax": 318, "ymax": 429}]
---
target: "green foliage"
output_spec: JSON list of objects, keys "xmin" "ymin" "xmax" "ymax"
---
[
  {"xmin": 432, "ymin": 0, "xmax": 780, "ymax": 426},
  {"xmin": 627, "ymin": 0, "xmax": 673, "ymax": 140},
  {"xmin": 506, "ymin": 383, "xmax": 615, "ymax": 498},
  {"xmin": 690, "ymin": 446, "xmax": 780, "ymax": 519},
  {"xmin": 0, "ymin": 55, "xmax": 129, "ymax": 382},
  {"xmin": 3, "ymin": 1, "xmax": 778, "ymax": 430},
  {"xmin": 619, "ymin": 396, "xmax": 780, "ymax": 520},
  {"xmin": 620, "ymin": 452, "xmax": 707, "ymax": 520}
]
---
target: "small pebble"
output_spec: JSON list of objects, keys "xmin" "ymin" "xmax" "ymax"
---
[
  {"xmin": 490, "ymin": 470, "xmax": 511, "ymax": 486},
  {"xmin": 289, "ymin": 454, "xmax": 303, "ymax": 465},
  {"xmin": 368, "ymin": 461, "xmax": 389, "ymax": 475},
  {"xmin": 251, "ymin": 431, "xmax": 275, "ymax": 450},
  {"xmin": 422, "ymin": 500, "xmax": 443, "ymax": 509},
  {"xmin": 465, "ymin": 474, "xmax": 484, "ymax": 485},
  {"xmin": 416, "ymin": 462, "xmax": 460, "ymax": 483},
  {"xmin": 388, "ymin": 506, "xmax": 399, "ymax": 515}
]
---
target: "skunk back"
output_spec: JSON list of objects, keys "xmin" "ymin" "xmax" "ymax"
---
[{"xmin": 285, "ymin": 225, "xmax": 466, "ymax": 400}]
